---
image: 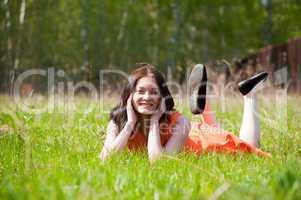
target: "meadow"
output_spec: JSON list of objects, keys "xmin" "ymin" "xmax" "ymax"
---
[{"xmin": 0, "ymin": 94, "xmax": 300, "ymax": 200}]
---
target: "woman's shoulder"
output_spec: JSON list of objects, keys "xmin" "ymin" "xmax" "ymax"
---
[
  {"xmin": 167, "ymin": 110, "xmax": 189, "ymax": 126},
  {"xmin": 165, "ymin": 110, "xmax": 191, "ymax": 136}
]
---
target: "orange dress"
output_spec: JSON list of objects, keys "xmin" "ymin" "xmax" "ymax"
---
[{"xmin": 127, "ymin": 110, "xmax": 271, "ymax": 157}]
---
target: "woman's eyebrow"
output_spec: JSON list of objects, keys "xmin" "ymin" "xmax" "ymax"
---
[{"xmin": 137, "ymin": 86, "xmax": 159, "ymax": 90}]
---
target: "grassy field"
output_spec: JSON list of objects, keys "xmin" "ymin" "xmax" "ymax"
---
[{"xmin": 0, "ymin": 95, "xmax": 300, "ymax": 200}]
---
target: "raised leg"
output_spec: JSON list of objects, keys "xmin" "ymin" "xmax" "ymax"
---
[
  {"xmin": 239, "ymin": 93, "xmax": 260, "ymax": 147},
  {"xmin": 202, "ymin": 98, "xmax": 220, "ymax": 128},
  {"xmin": 238, "ymin": 71, "xmax": 268, "ymax": 147},
  {"xmin": 188, "ymin": 64, "xmax": 207, "ymax": 114}
]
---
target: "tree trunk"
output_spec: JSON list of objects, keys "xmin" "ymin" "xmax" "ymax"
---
[
  {"xmin": 262, "ymin": 0, "xmax": 272, "ymax": 45},
  {"xmin": 152, "ymin": 0, "xmax": 160, "ymax": 65},
  {"xmin": 202, "ymin": 5, "xmax": 209, "ymax": 62},
  {"xmin": 9, "ymin": 0, "xmax": 26, "ymax": 95},
  {"xmin": 81, "ymin": 1, "xmax": 90, "ymax": 81},
  {"xmin": 14, "ymin": 0, "xmax": 26, "ymax": 70},
  {"xmin": 3, "ymin": 0, "xmax": 12, "ymax": 93},
  {"xmin": 168, "ymin": 0, "xmax": 182, "ymax": 77}
]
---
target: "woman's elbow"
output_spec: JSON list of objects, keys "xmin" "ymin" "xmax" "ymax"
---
[
  {"xmin": 181, "ymin": 116, "xmax": 191, "ymax": 138},
  {"xmin": 99, "ymin": 145, "xmax": 112, "ymax": 162},
  {"xmin": 148, "ymin": 147, "xmax": 164, "ymax": 163},
  {"xmin": 148, "ymin": 152, "xmax": 163, "ymax": 163},
  {"xmin": 99, "ymin": 150, "xmax": 108, "ymax": 162}
]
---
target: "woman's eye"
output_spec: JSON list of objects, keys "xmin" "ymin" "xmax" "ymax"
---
[
  {"xmin": 135, "ymin": 89, "xmax": 159, "ymax": 95},
  {"xmin": 150, "ymin": 90, "xmax": 159, "ymax": 95}
]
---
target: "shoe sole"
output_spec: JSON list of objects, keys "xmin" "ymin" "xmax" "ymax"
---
[
  {"xmin": 188, "ymin": 64, "xmax": 207, "ymax": 114},
  {"xmin": 238, "ymin": 72, "xmax": 268, "ymax": 95}
]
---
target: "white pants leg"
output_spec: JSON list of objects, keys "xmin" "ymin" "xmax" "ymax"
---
[{"xmin": 239, "ymin": 93, "xmax": 260, "ymax": 147}]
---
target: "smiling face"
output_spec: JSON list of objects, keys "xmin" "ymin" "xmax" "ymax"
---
[{"xmin": 132, "ymin": 76, "xmax": 161, "ymax": 115}]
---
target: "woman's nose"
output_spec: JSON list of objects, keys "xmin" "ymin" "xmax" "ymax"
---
[{"xmin": 141, "ymin": 92, "xmax": 152, "ymax": 100}]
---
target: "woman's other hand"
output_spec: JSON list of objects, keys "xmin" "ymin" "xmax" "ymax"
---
[
  {"xmin": 126, "ymin": 94, "xmax": 137, "ymax": 124},
  {"xmin": 150, "ymin": 98, "xmax": 166, "ymax": 123}
]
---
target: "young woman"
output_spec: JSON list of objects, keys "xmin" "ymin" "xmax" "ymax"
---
[{"xmin": 100, "ymin": 63, "xmax": 270, "ymax": 162}]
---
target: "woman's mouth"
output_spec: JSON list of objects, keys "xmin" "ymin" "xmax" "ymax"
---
[{"xmin": 138, "ymin": 102, "xmax": 154, "ymax": 107}]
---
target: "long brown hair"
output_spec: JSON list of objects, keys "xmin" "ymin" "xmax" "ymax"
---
[{"xmin": 110, "ymin": 63, "xmax": 175, "ymax": 132}]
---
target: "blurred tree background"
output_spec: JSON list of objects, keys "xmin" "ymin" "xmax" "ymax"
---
[{"xmin": 0, "ymin": 0, "xmax": 300, "ymax": 92}]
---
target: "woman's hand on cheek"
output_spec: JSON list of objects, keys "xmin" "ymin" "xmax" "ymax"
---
[
  {"xmin": 150, "ymin": 99, "xmax": 166, "ymax": 123},
  {"xmin": 126, "ymin": 94, "xmax": 137, "ymax": 124}
]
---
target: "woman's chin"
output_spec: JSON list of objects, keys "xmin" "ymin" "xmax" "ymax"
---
[{"xmin": 137, "ymin": 108, "xmax": 156, "ymax": 115}]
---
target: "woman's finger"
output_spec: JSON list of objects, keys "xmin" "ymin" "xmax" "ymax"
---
[{"xmin": 127, "ymin": 94, "xmax": 132, "ymax": 105}]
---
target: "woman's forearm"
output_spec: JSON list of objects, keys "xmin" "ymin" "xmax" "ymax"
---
[
  {"xmin": 146, "ymin": 116, "xmax": 191, "ymax": 162},
  {"xmin": 147, "ymin": 121, "xmax": 164, "ymax": 161},
  {"xmin": 100, "ymin": 122, "xmax": 135, "ymax": 161},
  {"xmin": 106, "ymin": 122, "xmax": 135, "ymax": 153}
]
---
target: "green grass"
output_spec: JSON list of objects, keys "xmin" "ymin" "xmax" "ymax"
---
[{"xmin": 0, "ymin": 95, "xmax": 301, "ymax": 200}]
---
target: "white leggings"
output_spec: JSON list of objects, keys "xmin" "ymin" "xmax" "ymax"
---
[
  {"xmin": 239, "ymin": 93, "xmax": 260, "ymax": 147},
  {"xmin": 203, "ymin": 93, "xmax": 261, "ymax": 147}
]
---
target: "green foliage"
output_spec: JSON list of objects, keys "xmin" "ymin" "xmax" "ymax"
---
[
  {"xmin": 0, "ymin": 0, "xmax": 301, "ymax": 86},
  {"xmin": 0, "ymin": 112, "xmax": 16, "ymax": 131}
]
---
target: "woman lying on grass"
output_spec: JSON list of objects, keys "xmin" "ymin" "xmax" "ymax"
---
[{"xmin": 100, "ymin": 63, "xmax": 270, "ymax": 162}]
